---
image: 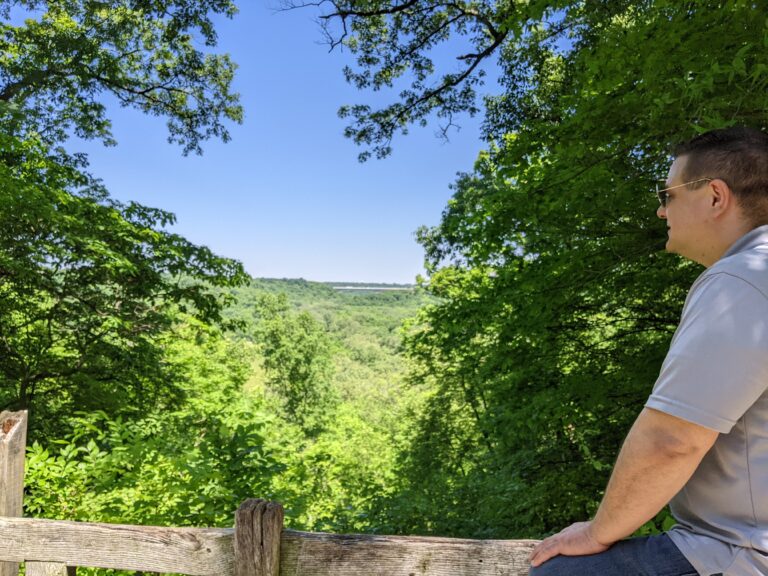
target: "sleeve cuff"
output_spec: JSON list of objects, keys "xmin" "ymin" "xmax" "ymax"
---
[{"xmin": 645, "ymin": 395, "xmax": 734, "ymax": 433}]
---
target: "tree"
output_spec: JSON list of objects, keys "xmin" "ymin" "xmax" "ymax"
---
[
  {"xmin": 250, "ymin": 292, "xmax": 337, "ymax": 434},
  {"xmin": 304, "ymin": 0, "xmax": 768, "ymax": 537},
  {"xmin": 0, "ymin": 0, "xmax": 242, "ymax": 154},
  {"xmin": 0, "ymin": 133, "xmax": 247, "ymax": 437},
  {"xmin": 0, "ymin": 0, "xmax": 246, "ymax": 438},
  {"xmin": 23, "ymin": 320, "xmax": 278, "ymax": 529},
  {"xmin": 305, "ymin": 0, "xmax": 768, "ymax": 160}
]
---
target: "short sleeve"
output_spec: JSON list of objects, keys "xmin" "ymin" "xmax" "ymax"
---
[{"xmin": 646, "ymin": 273, "xmax": 768, "ymax": 433}]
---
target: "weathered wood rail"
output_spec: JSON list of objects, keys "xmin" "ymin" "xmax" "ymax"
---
[{"xmin": 0, "ymin": 410, "xmax": 538, "ymax": 575}]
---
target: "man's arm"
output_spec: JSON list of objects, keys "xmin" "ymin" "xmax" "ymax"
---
[{"xmin": 529, "ymin": 407, "xmax": 719, "ymax": 567}]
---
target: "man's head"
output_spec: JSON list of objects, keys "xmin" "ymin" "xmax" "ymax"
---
[
  {"xmin": 657, "ymin": 127, "xmax": 768, "ymax": 266},
  {"xmin": 673, "ymin": 127, "xmax": 768, "ymax": 226}
]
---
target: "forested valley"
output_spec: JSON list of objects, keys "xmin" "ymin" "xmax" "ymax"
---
[
  {"xmin": 17, "ymin": 278, "xmax": 433, "ymax": 537},
  {"xmin": 2, "ymin": 2, "xmax": 768, "ymax": 573}
]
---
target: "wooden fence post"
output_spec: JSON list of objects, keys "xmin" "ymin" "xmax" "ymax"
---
[
  {"xmin": 0, "ymin": 411, "xmax": 28, "ymax": 576},
  {"xmin": 234, "ymin": 499, "xmax": 284, "ymax": 576}
]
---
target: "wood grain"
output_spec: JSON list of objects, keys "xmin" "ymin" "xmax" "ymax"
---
[
  {"xmin": 262, "ymin": 502, "xmax": 284, "ymax": 576},
  {"xmin": 235, "ymin": 499, "xmax": 261, "ymax": 576},
  {"xmin": 25, "ymin": 562, "xmax": 75, "ymax": 576},
  {"xmin": 234, "ymin": 499, "xmax": 284, "ymax": 576},
  {"xmin": 0, "ymin": 410, "xmax": 27, "ymax": 576},
  {"xmin": 280, "ymin": 530, "xmax": 539, "ymax": 576},
  {"xmin": 0, "ymin": 517, "xmax": 234, "ymax": 575},
  {"xmin": 0, "ymin": 517, "xmax": 539, "ymax": 576}
]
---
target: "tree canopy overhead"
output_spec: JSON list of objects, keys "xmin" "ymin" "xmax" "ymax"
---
[
  {"xmin": 309, "ymin": 0, "xmax": 768, "ymax": 160},
  {"xmin": 0, "ymin": 0, "xmax": 242, "ymax": 153}
]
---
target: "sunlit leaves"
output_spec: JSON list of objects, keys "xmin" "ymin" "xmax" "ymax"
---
[
  {"xmin": 0, "ymin": 134, "xmax": 246, "ymax": 434},
  {"xmin": 0, "ymin": 0, "xmax": 242, "ymax": 153}
]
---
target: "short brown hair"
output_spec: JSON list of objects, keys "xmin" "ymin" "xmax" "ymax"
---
[{"xmin": 674, "ymin": 127, "xmax": 768, "ymax": 227}]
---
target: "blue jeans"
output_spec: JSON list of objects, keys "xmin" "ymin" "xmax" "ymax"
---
[{"xmin": 528, "ymin": 534, "xmax": 704, "ymax": 576}]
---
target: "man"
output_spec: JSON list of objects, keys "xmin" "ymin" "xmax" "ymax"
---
[{"xmin": 529, "ymin": 127, "xmax": 768, "ymax": 576}]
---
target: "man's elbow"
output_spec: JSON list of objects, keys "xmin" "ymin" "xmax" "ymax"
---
[
  {"xmin": 647, "ymin": 429, "xmax": 711, "ymax": 459},
  {"xmin": 632, "ymin": 408, "xmax": 719, "ymax": 460}
]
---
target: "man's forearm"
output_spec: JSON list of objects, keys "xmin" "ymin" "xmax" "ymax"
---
[
  {"xmin": 590, "ymin": 408, "xmax": 716, "ymax": 545},
  {"xmin": 529, "ymin": 409, "xmax": 718, "ymax": 567}
]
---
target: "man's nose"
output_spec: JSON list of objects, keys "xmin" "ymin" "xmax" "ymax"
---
[{"xmin": 657, "ymin": 204, "xmax": 667, "ymax": 219}]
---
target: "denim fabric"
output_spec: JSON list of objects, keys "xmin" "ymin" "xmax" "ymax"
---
[{"xmin": 528, "ymin": 534, "xmax": 705, "ymax": 576}]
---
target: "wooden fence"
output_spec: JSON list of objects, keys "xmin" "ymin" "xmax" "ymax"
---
[{"xmin": 0, "ymin": 410, "xmax": 538, "ymax": 576}]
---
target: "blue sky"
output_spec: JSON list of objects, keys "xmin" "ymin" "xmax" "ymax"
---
[{"xmin": 72, "ymin": 1, "xmax": 492, "ymax": 283}]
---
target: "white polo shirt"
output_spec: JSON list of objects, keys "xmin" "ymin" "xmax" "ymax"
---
[{"xmin": 646, "ymin": 225, "xmax": 768, "ymax": 575}]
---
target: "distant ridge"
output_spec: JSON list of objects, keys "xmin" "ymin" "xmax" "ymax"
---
[
  {"xmin": 330, "ymin": 285, "xmax": 413, "ymax": 291},
  {"xmin": 323, "ymin": 281, "xmax": 415, "ymax": 292},
  {"xmin": 247, "ymin": 278, "xmax": 417, "ymax": 294}
]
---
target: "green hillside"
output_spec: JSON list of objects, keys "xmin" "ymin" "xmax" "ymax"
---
[{"xmin": 22, "ymin": 276, "xmax": 433, "ymax": 548}]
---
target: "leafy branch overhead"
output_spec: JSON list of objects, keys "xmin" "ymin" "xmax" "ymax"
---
[
  {"xmin": 282, "ymin": 0, "xmax": 512, "ymax": 159},
  {"xmin": 284, "ymin": 0, "xmax": 576, "ymax": 160},
  {"xmin": 291, "ymin": 0, "xmax": 768, "ymax": 161},
  {"xmin": 0, "ymin": 0, "xmax": 243, "ymax": 153}
]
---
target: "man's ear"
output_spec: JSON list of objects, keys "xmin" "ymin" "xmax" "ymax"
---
[{"xmin": 709, "ymin": 178, "xmax": 733, "ymax": 216}]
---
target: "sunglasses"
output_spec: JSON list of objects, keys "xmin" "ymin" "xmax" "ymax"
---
[{"xmin": 656, "ymin": 178, "xmax": 713, "ymax": 207}]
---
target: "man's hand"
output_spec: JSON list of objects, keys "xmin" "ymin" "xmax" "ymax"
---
[{"xmin": 528, "ymin": 521, "xmax": 611, "ymax": 567}]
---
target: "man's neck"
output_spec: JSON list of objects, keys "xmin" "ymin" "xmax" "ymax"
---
[{"xmin": 701, "ymin": 222, "xmax": 754, "ymax": 267}]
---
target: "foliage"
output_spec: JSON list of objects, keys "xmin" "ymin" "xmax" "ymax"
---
[
  {"xmin": 310, "ymin": 0, "xmax": 768, "ymax": 160},
  {"xmin": 303, "ymin": 0, "xmax": 768, "ymax": 538},
  {"xmin": 0, "ymin": 0, "xmax": 242, "ymax": 153},
  {"xmin": 0, "ymin": 0, "xmax": 246, "ymax": 441},
  {"xmin": 231, "ymin": 279, "xmax": 431, "ymax": 431},
  {"xmin": 293, "ymin": 0, "xmax": 517, "ymax": 160},
  {"xmin": 249, "ymin": 291, "xmax": 337, "ymax": 434},
  {"xmin": 237, "ymin": 280, "xmax": 431, "ymax": 532},
  {"xmin": 24, "ymin": 319, "xmax": 277, "ymax": 528},
  {"xmin": 0, "ymin": 133, "xmax": 246, "ymax": 438},
  {"xmin": 24, "ymin": 280, "xmax": 429, "ymax": 539}
]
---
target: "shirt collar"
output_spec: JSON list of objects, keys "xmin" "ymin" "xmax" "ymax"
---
[{"xmin": 723, "ymin": 224, "xmax": 768, "ymax": 259}]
